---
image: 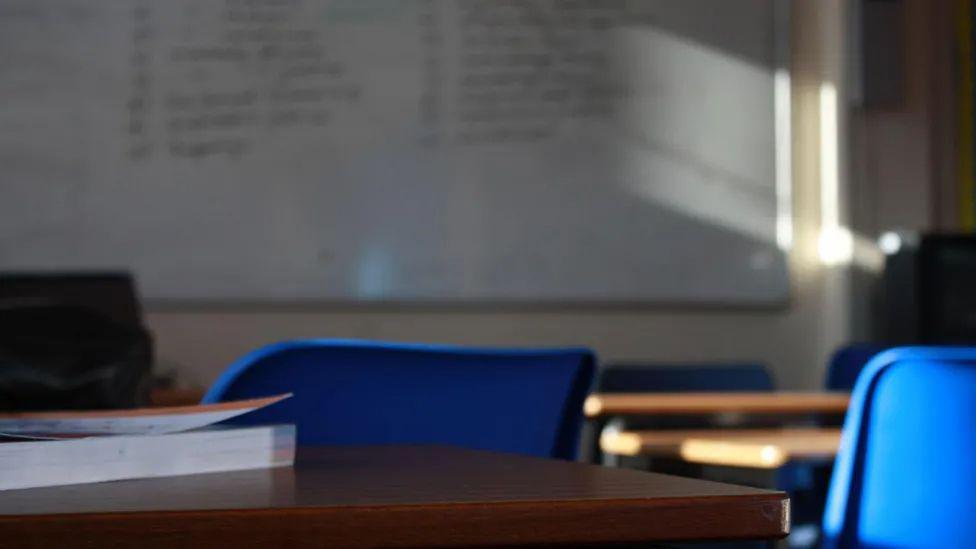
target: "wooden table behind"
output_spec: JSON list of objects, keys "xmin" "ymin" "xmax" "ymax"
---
[
  {"xmin": 585, "ymin": 391, "xmax": 851, "ymax": 418},
  {"xmin": 0, "ymin": 445, "xmax": 788, "ymax": 547},
  {"xmin": 601, "ymin": 427, "xmax": 843, "ymax": 469}
]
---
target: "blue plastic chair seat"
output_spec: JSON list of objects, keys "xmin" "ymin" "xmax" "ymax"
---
[{"xmin": 823, "ymin": 346, "xmax": 976, "ymax": 548}]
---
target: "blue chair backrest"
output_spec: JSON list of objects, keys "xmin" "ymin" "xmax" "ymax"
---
[
  {"xmin": 823, "ymin": 346, "xmax": 976, "ymax": 548},
  {"xmin": 597, "ymin": 363, "xmax": 774, "ymax": 393},
  {"xmin": 203, "ymin": 340, "xmax": 596, "ymax": 460},
  {"xmin": 825, "ymin": 344, "xmax": 888, "ymax": 391}
]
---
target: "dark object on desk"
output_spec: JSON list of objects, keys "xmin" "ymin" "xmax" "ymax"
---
[
  {"xmin": 917, "ymin": 235, "xmax": 976, "ymax": 343},
  {"xmin": 203, "ymin": 340, "xmax": 595, "ymax": 459},
  {"xmin": 881, "ymin": 233, "xmax": 976, "ymax": 344},
  {"xmin": 0, "ymin": 272, "xmax": 152, "ymax": 410},
  {"xmin": 0, "ymin": 445, "xmax": 789, "ymax": 547},
  {"xmin": 0, "ymin": 272, "xmax": 142, "ymax": 328},
  {"xmin": 823, "ymin": 346, "xmax": 976, "ymax": 548},
  {"xmin": 0, "ymin": 305, "xmax": 152, "ymax": 410}
]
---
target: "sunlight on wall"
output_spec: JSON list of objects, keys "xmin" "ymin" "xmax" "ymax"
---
[
  {"xmin": 775, "ymin": 69, "xmax": 794, "ymax": 251},
  {"xmin": 818, "ymin": 82, "xmax": 883, "ymax": 272},
  {"xmin": 618, "ymin": 26, "xmax": 782, "ymax": 246},
  {"xmin": 818, "ymin": 225, "xmax": 853, "ymax": 266},
  {"xmin": 818, "ymin": 82, "xmax": 845, "ymax": 266}
]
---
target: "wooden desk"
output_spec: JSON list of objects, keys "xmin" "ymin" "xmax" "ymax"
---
[
  {"xmin": 601, "ymin": 428, "xmax": 843, "ymax": 469},
  {"xmin": 0, "ymin": 445, "xmax": 788, "ymax": 547},
  {"xmin": 585, "ymin": 392, "xmax": 850, "ymax": 418}
]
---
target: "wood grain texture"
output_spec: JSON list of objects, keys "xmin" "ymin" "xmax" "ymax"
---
[
  {"xmin": 584, "ymin": 392, "xmax": 850, "ymax": 418},
  {"xmin": 0, "ymin": 445, "xmax": 788, "ymax": 547},
  {"xmin": 601, "ymin": 428, "xmax": 842, "ymax": 469}
]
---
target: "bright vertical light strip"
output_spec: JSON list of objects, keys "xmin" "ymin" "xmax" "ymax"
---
[
  {"xmin": 819, "ymin": 83, "xmax": 839, "ymax": 229},
  {"xmin": 774, "ymin": 69, "xmax": 793, "ymax": 251},
  {"xmin": 818, "ymin": 82, "xmax": 852, "ymax": 265}
]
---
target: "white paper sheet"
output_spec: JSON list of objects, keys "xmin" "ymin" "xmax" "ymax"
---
[{"xmin": 0, "ymin": 394, "xmax": 290, "ymax": 437}]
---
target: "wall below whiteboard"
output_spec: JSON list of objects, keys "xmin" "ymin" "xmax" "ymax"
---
[{"xmin": 148, "ymin": 300, "xmax": 826, "ymax": 391}]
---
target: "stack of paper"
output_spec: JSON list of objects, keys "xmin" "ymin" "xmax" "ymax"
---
[{"xmin": 0, "ymin": 394, "xmax": 295, "ymax": 491}]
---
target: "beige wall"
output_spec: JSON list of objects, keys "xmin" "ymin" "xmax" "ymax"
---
[{"xmin": 149, "ymin": 1, "xmax": 946, "ymax": 392}]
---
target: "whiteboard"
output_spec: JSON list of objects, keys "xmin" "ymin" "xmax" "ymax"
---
[{"xmin": 0, "ymin": 0, "xmax": 790, "ymax": 303}]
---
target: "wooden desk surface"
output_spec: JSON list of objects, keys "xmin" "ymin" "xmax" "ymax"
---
[
  {"xmin": 602, "ymin": 428, "xmax": 843, "ymax": 469},
  {"xmin": 0, "ymin": 445, "xmax": 788, "ymax": 547},
  {"xmin": 585, "ymin": 391, "xmax": 850, "ymax": 418}
]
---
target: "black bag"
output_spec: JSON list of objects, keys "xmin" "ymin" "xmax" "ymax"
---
[{"xmin": 0, "ymin": 304, "xmax": 153, "ymax": 411}]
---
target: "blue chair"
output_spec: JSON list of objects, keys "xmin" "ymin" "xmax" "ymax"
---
[
  {"xmin": 825, "ymin": 344, "xmax": 888, "ymax": 391},
  {"xmin": 203, "ymin": 340, "xmax": 596, "ymax": 460},
  {"xmin": 823, "ymin": 346, "xmax": 976, "ymax": 548}
]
